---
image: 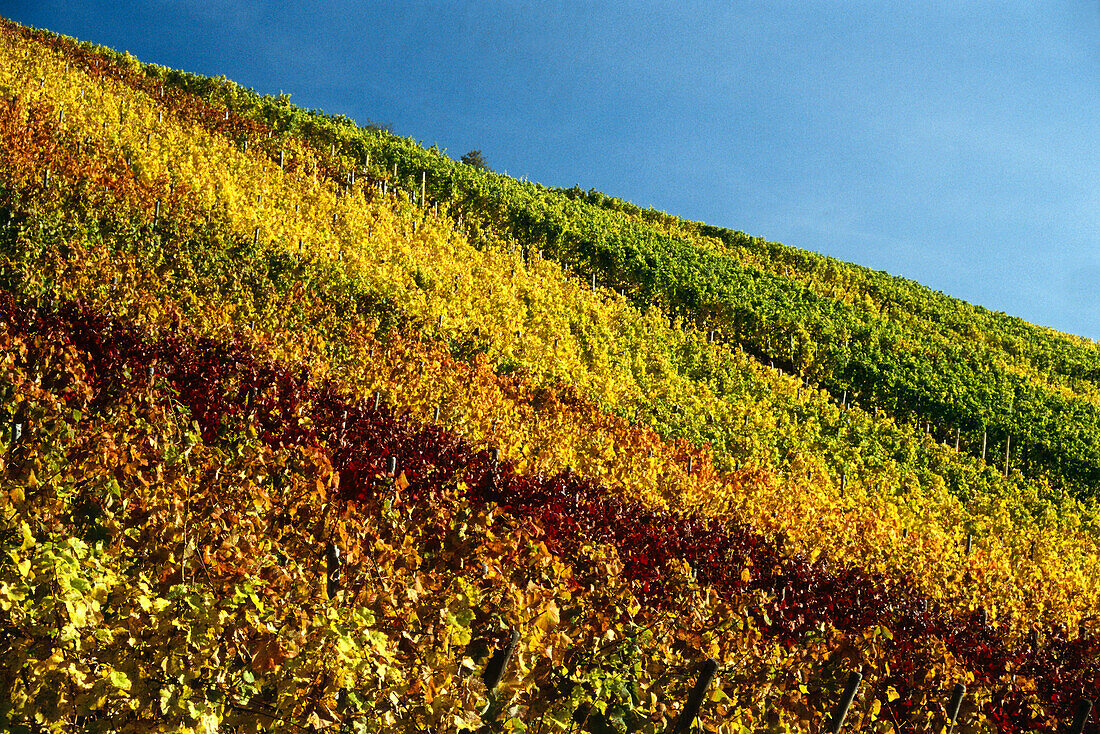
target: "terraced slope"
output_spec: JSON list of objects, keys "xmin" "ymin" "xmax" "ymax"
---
[{"xmin": 1, "ymin": 18, "xmax": 1098, "ymax": 734}]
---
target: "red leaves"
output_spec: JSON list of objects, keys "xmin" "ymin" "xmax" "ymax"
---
[{"xmin": 2, "ymin": 289, "xmax": 1097, "ymax": 730}]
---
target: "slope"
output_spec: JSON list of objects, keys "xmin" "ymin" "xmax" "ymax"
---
[{"xmin": 1, "ymin": 17, "xmax": 1099, "ymax": 734}]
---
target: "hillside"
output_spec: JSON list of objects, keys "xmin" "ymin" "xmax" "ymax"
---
[{"xmin": 1, "ymin": 18, "xmax": 1098, "ymax": 734}]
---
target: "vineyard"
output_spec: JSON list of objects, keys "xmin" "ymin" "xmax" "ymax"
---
[{"xmin": 1, "ymin": 16, "xmax": 1099, "ymax": 733}]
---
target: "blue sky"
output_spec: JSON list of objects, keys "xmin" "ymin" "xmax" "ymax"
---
[{"xmin": 5, "ymin": 1, "xmax": 1099, "ymax": 339}]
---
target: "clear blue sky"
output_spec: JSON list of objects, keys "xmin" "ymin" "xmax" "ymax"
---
[{"xmin": 5, "ymin": 1, "xmax": 1099, "ymax": 339}]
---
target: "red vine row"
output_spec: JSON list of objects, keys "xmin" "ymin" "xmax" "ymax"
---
[{"xmin": 3, "ymin": 290, "xmax": 1095, "ymax": 733}]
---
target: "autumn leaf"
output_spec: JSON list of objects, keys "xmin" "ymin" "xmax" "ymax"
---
[
  {"xmin": 533, "ymin": 601, "xmax": 560, "ymax": 632},
  {"xmin": 250, "ymin": 634, "xmax": 288, "ymax": 673}
]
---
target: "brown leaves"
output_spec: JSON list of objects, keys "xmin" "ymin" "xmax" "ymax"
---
[{"xmin": 249, "ymin": 633, "xmax": 289, "ymax": 673}]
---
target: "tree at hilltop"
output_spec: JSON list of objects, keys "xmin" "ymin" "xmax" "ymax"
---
[{"xmin": 461, "ymin": 149, "xmax": 491, "ymax": 171}]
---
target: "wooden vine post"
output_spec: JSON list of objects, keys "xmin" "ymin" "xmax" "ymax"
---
[
  {"xmin": 826, "ymin": 671, "xmax": 862, "ymax": 733},
  {"xmin": 479, "ymin": 629, "xmax": 520, "ymax": 722},
  {"xmin": 946, "ymin": 682, "xmax": 966, "ymax": 733},
  {"xmin": 1067, "ymin": 699, "xmax": 1092, "ymax": 734},
  {"xmin": 482, "ymin": 629, "xmax": 519, "ymax": 694},
  {"xmin": 325, "ymin": 542, "xmax": 341, "ymax": 600},
  {"xmin": 667, "ymin": 659, "xmax": 718, "ymax": 734}
]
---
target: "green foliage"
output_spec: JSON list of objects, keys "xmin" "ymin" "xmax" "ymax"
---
[
  {"xmin": 2, "ymin": 17, "xmax": 1100, "ymax": 732},
  {"xmin": 120, "ymin": 43, "xmax": 1100, "ymax": 497}
]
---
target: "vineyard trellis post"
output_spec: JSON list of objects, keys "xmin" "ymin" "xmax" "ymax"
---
[
  {"xmin": 946, "ymin": 682, "xmax": 965, "ymax": 733},
  {"xmin": 325, "ymin": 542, "xmax": 340, "ymax": 600},
  {"xmin": 826, "ymin": 670, "xmax": 862, "ymax": 733},
  {"xmin": 1067, "ymin": 699, "xmax": 1092, "ymax": 734},
  {"xmin": 666, "ymin": 658, "xmax": 718, "ymax": 734},
  {"xmin": 474, "ymin": 628, "xmax": 520, "ymax": 724},
  {"xmin": 482, "ymin": 628, "xmax": 519, "ymax": 694}
]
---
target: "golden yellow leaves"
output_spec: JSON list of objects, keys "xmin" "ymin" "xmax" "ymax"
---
[
  {"xmin": 533, "ymin": 601, "xmax": 560, "ymax": 633},
  {"xmin": 7, "ymin": 20, "xmax": 1100, "ymax": 733}
]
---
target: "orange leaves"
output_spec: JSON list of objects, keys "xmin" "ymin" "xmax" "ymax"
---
[
  {"xmin": 250, "ymin": 633, "xmax": 290, "ymax": 673},
  {"xmin": 4, "ymin": 19, "xmax": 1100, "ymax": 731}
]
